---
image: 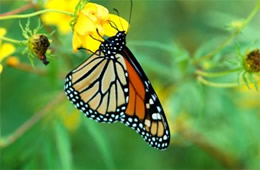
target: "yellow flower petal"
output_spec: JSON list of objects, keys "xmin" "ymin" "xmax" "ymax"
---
[
  {"xmin": 0, "ymin": 43, "xmax": 15, "ymax": 62},
  {"xmin": 42, "ymin": 0, "xmax": 77, "ymax": 34},
  {"xmin": 74, "ymin": 14, "xmax": 97, "ymax": 35},
  {"xmin": 81, "ymin": 3, "xmax": 98, "ymax": 22},
  {"xmin": 95, "ymin": 4, "xmax": 109, "ymax": 21},
  {"xmin": 0, "ymin": 27, "xmax": 7, "ymax": 45},
  {"xmin": 82, "ymin": 33, "xmax": 102, "ymax": 52},
  {"xmin": 72, "ymin": 32, "xmax": 82, "ymax": 52},
  {"xmin": 0, "ymin": 28, "xmax": 6, "ymax": 36},
  {"xmin": 56, "ymin": 17, "xmax": 73, "ymax": 34},
  {"xmin": 0, "ymin": 64, "xmax": 3, "ymax": 74}
]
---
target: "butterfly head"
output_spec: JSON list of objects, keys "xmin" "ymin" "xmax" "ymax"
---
[{"xmin": 100, "ymin": 31, "xmax": 126, "ymax": 56}]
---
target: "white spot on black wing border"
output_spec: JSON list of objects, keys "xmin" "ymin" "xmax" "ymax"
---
[
  {"xmin": 119, "ymin": 113, "xmax": 170, "ymax": 150},
  {"xmin": 65, "ymin": 72, "xmax": 111, "ymax": 123}
]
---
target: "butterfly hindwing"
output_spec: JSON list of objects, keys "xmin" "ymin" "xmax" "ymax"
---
[{"xmin": 120, "ymin": 47, "xmax": 170, "ymax": 150}]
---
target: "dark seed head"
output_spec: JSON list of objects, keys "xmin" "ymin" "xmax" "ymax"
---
[{"xmin": 244, "ymin": 49, "xmax": 260, "ymax": 73}]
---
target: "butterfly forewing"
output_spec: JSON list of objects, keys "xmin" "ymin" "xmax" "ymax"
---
[{"xmin": 65, "ymin": 52, "xmax": 129, "ymax": 123}]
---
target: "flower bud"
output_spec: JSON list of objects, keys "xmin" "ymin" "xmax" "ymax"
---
[
  {"xmin": 6, "ymin": 56, "xmax": 20, "ymax": 67},
  {"xmin": 228, "ymin": 20, "xmax": 244, "ymax": 33},
  {"xmin": 28, "ymin": 34, "xmax": 50, "ymax": 65},
  {"xmin": 244, "ymin": 49, "xmax": 260, "ymax": 73}
]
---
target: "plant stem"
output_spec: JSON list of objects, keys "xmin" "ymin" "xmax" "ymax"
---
[
  {"xmin": 0, "ymin": 9, "xmax": 73, "ymax": 20},
  {"xmin": 0, "ymin": 36, "xmax": 26, "ymax": 44},
  {"xmin": 0, "ymin": 92, "xmax": 65, "ymax": 148},
  {"xmin": 176, "ymin": 123, "xmax": 244, "ymax": 168},
  {"xmin": 194, "ymin": 0, "xmax": 260, "ymax": 64},
  {"xmin": 197, "ymin": 76, "xmax": 240, "ymax": 88},
  {"xmin": 196, "ymin": 68, "xmax": 242, "ymax": 77},
  {"xmin": 0, "ymin": 3, "xmax": 34, "ymax": 16}
]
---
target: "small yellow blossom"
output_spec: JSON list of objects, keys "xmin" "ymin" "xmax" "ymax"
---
[
  {"xmin": 202, "ymin": 61, "xmax": 213, "ymax": 70},
  {"xmin": 55, "ymin": 103, "xmax": 81, "ymax": 131},
  {"xmin": 61, "ymin": 111, "xmax": 81, "ymax": 131},
  {"xmin": 42, "ymin": 0, "xmax": 78, "ymax": 34},
  {"xmin": 0, "ymin": 28, "xmax": 15, "ymax": 74},
  {"xmin": 228, "ymin": 20, "xmax": 245, "ymax": 32},
  {"xmin": 236, "ymin": 80, "xmax": 260, "ymax": 108},
  {"xmin": 73, "ymin": 2, "xmax": 129, "ymax": 53},
  {"xmin": 6, "ymin": 57, "xmax": 20, "ymax": 67}
]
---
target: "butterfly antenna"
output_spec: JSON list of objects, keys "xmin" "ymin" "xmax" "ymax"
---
[
  {"xmin": 89, "ymin": 34, "xmax": 103, "ymax": 43},
  {"xmin": 95, "ymin": 29, "xmax": 105, "ymax": 41},
  {"xmin": 108, "ymin": 20, "xmax": 119, "ymax": 32},
  {"xmin": 127, "ymin": 0, "xmax": 133, "ymax": 32},
  {"xmin": 95, "ymin": 28, "xmax": 114, "ymax": 45},
  {"xmin": 113, "ymin": 8, "xmax": 124, "ymax": 31},
  {"xmin": 77, "ymin": 47, "xmax": 95, "ymax": 54}
]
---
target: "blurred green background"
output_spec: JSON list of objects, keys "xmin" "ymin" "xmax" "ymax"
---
[{"xmin": 0, "ymin": 0, "xmax": 260, "ymax": 169}]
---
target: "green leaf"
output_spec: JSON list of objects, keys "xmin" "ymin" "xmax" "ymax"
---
[
  {"xmin": 55, "ymin": 121, "xmax": 72, "ymax": 170},
  {"xmin": 47, "ymin": 59, "xmax": 59, "ymax": 89},
  {"xmin": 42, "ymin": 136, "xmax": 58, "ymax": 169},
  {"xmin": 82, "ymin": 120, "xmax": 115, "ymax": 169},
  {"xmin": 242, "ymin": 72, "xmax": 250, "ymax": 89},
  {"xmin": 248, "ymin": 73, "xmax": 259, "ymax": 90}
]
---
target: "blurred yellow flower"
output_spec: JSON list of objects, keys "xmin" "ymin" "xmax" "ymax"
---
[
  {"xmin": 0, "ymin": 28, "xmax": 15, "ymax": 74},
  {"xmin": 73, "ymin": 2, "xmax": 129, "ymax": 53},
  {"xmin": 228, "ymin": 20, "xmax": 245, "ymax": 32},
  {"xmin": 236, "ymin": 78, "xmax": 260, "ymax": 108},
  {"xmin": 171, "ymin": 112, "xmax": 191, "ymax": 135},
  {"xmin": 55, "ymin": 103, "xmax": 81, "ymax": 131},
  {"xmin": 61, "ymin": 111, "xmax": 81, "ymax": 131},
  {"xmin": 6, "ymin": 57, "xmax": 20, "ymax": 67},
  {"xmin": 42, "ymin": 0, "xmax": 78, "ymax": 34}
]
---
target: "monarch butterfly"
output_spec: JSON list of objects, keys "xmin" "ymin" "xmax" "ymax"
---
[{"xmin": 64, "ymin": 9, "xmax": 170, "ymax": 151}]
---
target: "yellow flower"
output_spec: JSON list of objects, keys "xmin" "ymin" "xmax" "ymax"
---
[
  {"xmin": 228, "ymin": 20, "xmax": 245, "ymax": 32},
  {"xmin": 0, "ymin": 28, "xmax": 15, "ymax": 74},
  {"xmin": 55, "ymin": 103, "xmax": 81, "ymax": 131},
  {"xmin": 6, "ymin": 57, "xmax": 20, "ymax": 67},
  {"xmin": 61, "ymin": 111, "xmax": 81, "ymax": 131},
  {"xmin": 73, "ymin": 2, "xmax": 129, "ymax": 53},
  {"xmin": 236, "ymin": 77, "xmax": 260, "ymax": 108},
  {"xmin": 42, "ymin": 0, "xmax": 78, "ymax": 34}
]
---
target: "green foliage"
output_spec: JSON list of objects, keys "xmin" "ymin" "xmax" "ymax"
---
[{"xmin": 55, "ymin": 121, "xmax": 72, "ymax": 169}]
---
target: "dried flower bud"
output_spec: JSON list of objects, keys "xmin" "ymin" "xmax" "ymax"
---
[
  {"xmin": 28, "ymin": 34, "xmax": 50, "ymax": 65},
  {"xmin": 244, "ymin": 49, "xmax": 260, "ymax": 73}
]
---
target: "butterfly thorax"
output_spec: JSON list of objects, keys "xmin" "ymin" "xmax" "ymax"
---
[{"xmin": 100, "ymin": 31, "xmax": 126, "ymax": 58}]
